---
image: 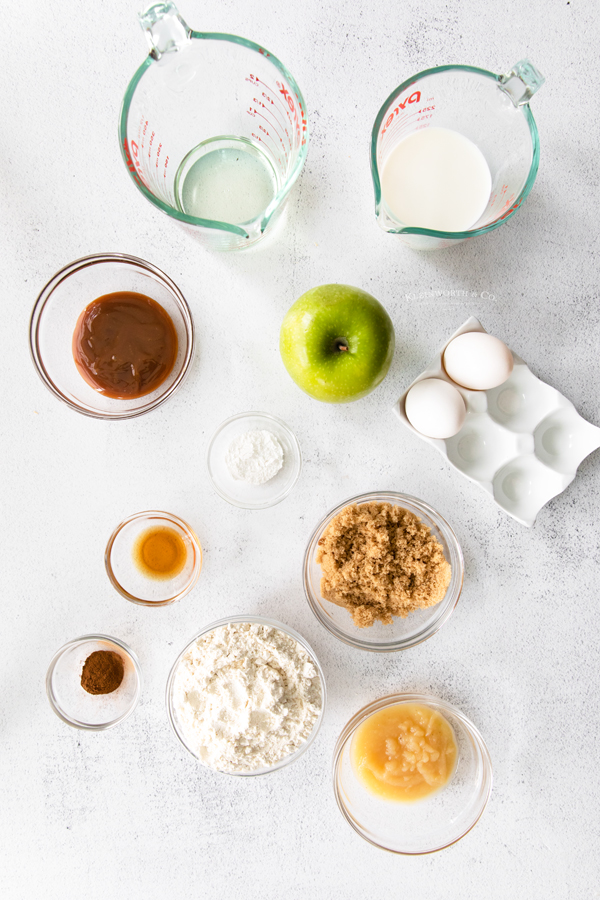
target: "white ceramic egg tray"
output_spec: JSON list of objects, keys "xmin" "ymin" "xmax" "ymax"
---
[{"xmin": 393, "ymin": 317, "xmax": 600, "ymax": 526}]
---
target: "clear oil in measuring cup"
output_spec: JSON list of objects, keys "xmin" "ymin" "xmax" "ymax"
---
[{"xmin": 175, "ymin": 137, "xmax": 279, "ymax": 225}]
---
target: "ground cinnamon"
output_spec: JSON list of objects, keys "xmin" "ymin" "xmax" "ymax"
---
[{"xmin": 81, "ymin": 650, "xmax": 124, "ymax": 695}]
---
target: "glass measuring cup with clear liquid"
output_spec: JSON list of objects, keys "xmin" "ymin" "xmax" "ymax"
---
[
  {"xmin": 371, "ymin": 60, "xmax": 544, "ymax": 250},
  {"xmin": 120, "ymin": 2, "xmax": 308, "ymax": 250}
]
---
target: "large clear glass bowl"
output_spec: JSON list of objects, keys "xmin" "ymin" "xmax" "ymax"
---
[
  {"xmin": 303, "ymin": 491, "xmax": 463, "ymax": 652},
  {"xmin": 333, "ymin": 692, "xmax": 492, "ymax": 853},
  {"xmin": 165, "ymin": 615, "xmax": 326, "ymax": 775}
]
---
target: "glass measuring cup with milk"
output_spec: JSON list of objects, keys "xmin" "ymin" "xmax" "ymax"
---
[
  {"xmin": 120, "ymin": 6, "xmax": 543, "ymax": 252},
  {"xmin": 371, "ymin": 61, "xmax": 544, "ymax": 249},
  {"xmin": 120, "ymin": 1, "xmax": 308, "ymax": 250}
]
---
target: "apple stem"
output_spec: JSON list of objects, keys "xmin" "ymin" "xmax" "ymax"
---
[{"xmin": 335, "ymin": 339, "xmax": 349, "ymax": 352}]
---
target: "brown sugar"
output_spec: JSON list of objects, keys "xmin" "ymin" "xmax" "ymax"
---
[{"xmin": 315, "ymin": 502, "xmax": 451, "ymax": 628}]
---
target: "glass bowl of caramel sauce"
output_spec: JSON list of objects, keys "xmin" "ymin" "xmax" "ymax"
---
[
  {"xmin": 333, "ymin": 692, "xmax": 493, "ymax": 854},
  {"xmin": 105, "ymin": 510, "xmax": 202, "ymax": 606},
  {"xmin": 29, "ymin": 253, "xmax": 194, "ymax": 419}
]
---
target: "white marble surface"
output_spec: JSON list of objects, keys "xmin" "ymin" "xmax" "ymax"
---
[{"xmin": 2, "ymin": 0, "xmax": 599, "ymax": 897}]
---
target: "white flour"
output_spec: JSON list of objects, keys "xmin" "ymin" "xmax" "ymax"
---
[
  {"xmin": 172, "ymin": 622, "xmax": 322, "ymax": 772},
  {"xmin": 225, "ymin": 430, "xmax": 284, "ymax": 485}
]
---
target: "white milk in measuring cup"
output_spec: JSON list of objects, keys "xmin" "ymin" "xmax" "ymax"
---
[
  {"xmin": 371, "ymin": 60, "xmax": 544, "ymax": 249},
  {"xmin": 381, "ymin": 127, "xmax": 493, "ymax": 232}
]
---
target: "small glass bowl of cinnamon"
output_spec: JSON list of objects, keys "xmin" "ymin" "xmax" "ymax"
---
[
  {"xmin": 46, "ymin": 634, "xmax": 142, "ymax": 730},
  {"xmin": 29, "ymin": 253, "xmax": 195, "ymax": 419},
  {"xmin": 105, "ymin": 510, "xmax": 202, "ymax": 606}
]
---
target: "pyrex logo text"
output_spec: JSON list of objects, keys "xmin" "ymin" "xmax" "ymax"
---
[
  {"xmin": 123, "ymin": 138, "xmax": 147, "ymax": 189},
  {"xmin": 381, "ymin": 92, "xmax": 421, "ymax": 135}
]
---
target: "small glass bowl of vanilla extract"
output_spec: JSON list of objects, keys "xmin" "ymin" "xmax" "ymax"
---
[{"xmin": 105, "ymin": 511, "xmax": 202, "ymax": 606}]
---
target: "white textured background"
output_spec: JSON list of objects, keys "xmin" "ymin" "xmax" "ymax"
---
[{"xmin": 2, "ymin": 0, "xmax": 599, "ymax": 897}]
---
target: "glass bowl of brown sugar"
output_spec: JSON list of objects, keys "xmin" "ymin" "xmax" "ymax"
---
[
  {"xmin": 303, "ymin": 491, "xmax": 464, "ymax": 652},
  {"xmin": 29, "ymin": 253, "xmax": 195, "ymax": 419},
  {"xmin": 46, "ymin": 634, "xmax": 142, "ymax": 730}
]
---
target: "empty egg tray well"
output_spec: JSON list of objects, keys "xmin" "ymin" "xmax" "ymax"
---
[{"xmin": 393, "ymin": 316, "xmax": 600, "ymax": 526}]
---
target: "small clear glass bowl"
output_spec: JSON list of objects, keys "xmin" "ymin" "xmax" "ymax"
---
[
  {"xmin": 29, "ymin": 253, "xmax": 195, "ymax": 419},
  {"xmin": 333, "ymin": 692, "xmax": 492, "ymax": 854},
  {"xmin": 304, "ymin": 491, "xmax": 463, "ymax": 652},
  {"xmin": 105, "ymin": 510, "xmax": 202, "ymax": 606},
  {"xmin": 46, "ymin": 634, "xmax": 142, "ymax": 730},
  {"xmin": 206, "ymin": 412, "xmax": 302, "ymax": 509},
  {"xmin": 166, "ymin": 615, "xmax": 326, "ymax": 775}
]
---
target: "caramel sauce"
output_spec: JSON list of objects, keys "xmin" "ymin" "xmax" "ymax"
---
[
  {"xmin": 72, "ymin": 291, "xmax": 178, "ymax": 399},
  {"xmin": 133, "ymin": 526, "xmax": 188, "ymax": 580}
]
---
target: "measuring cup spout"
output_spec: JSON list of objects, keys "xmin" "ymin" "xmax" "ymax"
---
[
  {"xmin": 138, "ymin": 1, "xmax": 191, "ymax": 60},
  {"xmin": 498, "ymin": 59, "xmax": 545, "ymax": 107}
]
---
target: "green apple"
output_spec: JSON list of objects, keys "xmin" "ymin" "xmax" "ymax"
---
[{"xmin": 279, "ymin": 284, "xmax": 395, "ymax": 403}]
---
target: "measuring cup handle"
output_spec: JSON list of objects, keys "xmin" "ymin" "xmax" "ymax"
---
[
  {"xmin": 499, "ymin": 59, "xmax": 545, "ymax": 106},
  {"xmin": 138, "ymin": 1, "xmax": 191, "ymax": 59}
]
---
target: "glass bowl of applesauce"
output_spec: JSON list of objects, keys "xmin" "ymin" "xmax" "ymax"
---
[
  {"xmin": 303, "ymin": 491, "xmax": 463, "ymax": 652},
  {"xmin": 29, "ymin": 253, "xmax": 195, "ymax": 419},
  {"xmin": 333, "ymin": 693, "xmax": 492, "ymax": 854}
]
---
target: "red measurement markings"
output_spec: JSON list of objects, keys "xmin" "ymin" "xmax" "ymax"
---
[
  {"xmin": 163, "ymin": 155, "xmax": 169, "ymax": 179},
  {"xmin": 136, "ymin": 118, "xmax": 148, "ymax": 166},
  {"xmin": 155, "ymin": 142, "xmax": 162, "ymax": 168},
  {"xmin": 249, "ymin": 129, "xmax": 283, "ymax": 169},
  {"xmin": 498, "ymin": 190, "xmax": 516, "ymax": 217},
  {"xmin": 379, "ymin": 108, "xmax": 421, "ymax": 157},
  {"xmin": 253, "ymin": 95, "xmax": 287, "ymax": 138},
  {"xmin": 248, "ymin": 74, "xmax": 293, "ymax": 135},
  {"xmin": 416, "ymin": 105, "xmax": 435, "ymax": 124},
  {"xmin": 247, "ymin": 111, "xmax": 283, "ymax": 163},
  {"xmin": 380, "ymin": 91, "xmax": 421, "ymax": 136},
  {"xmin": 246, "ymin": 74, "xmax": 306, "ymax": 148},
  {"xmin": 261, "ymin": 91, "xmax": 291, "ymax": 145},
  {"xmin": 251, "ymin": 97, "xmax": 289, "ymax": 161},
  {"xmin": 246, "ymin": 77, "xmax": 290, "ymax": 136}
]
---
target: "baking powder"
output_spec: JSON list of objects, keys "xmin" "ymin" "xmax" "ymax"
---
[{"xmin": 225, "ymin": 430, "xmax": 284, "ymax": 485}]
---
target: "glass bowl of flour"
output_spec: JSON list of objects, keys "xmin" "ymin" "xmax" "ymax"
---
[
  {"xmin": 206, "ymin": 411, "xmax": 302, "ymax": 509},
  {"xmin": 166, "ymin": 616, "xmax": 326, "ymax": 775}
]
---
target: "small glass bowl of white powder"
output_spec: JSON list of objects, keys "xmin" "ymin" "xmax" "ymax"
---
[
  {"xmin": 207, "ymin": 412, "xmax": 302, "ymax": 509},
  {"xmin": 166, "ymin": 615, "xmax": 326, "ymax": 775}
]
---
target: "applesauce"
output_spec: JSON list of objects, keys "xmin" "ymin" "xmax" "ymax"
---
[{"xmin": 351, "ymin": 703, "xmax": 457, "ymax": 802}]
